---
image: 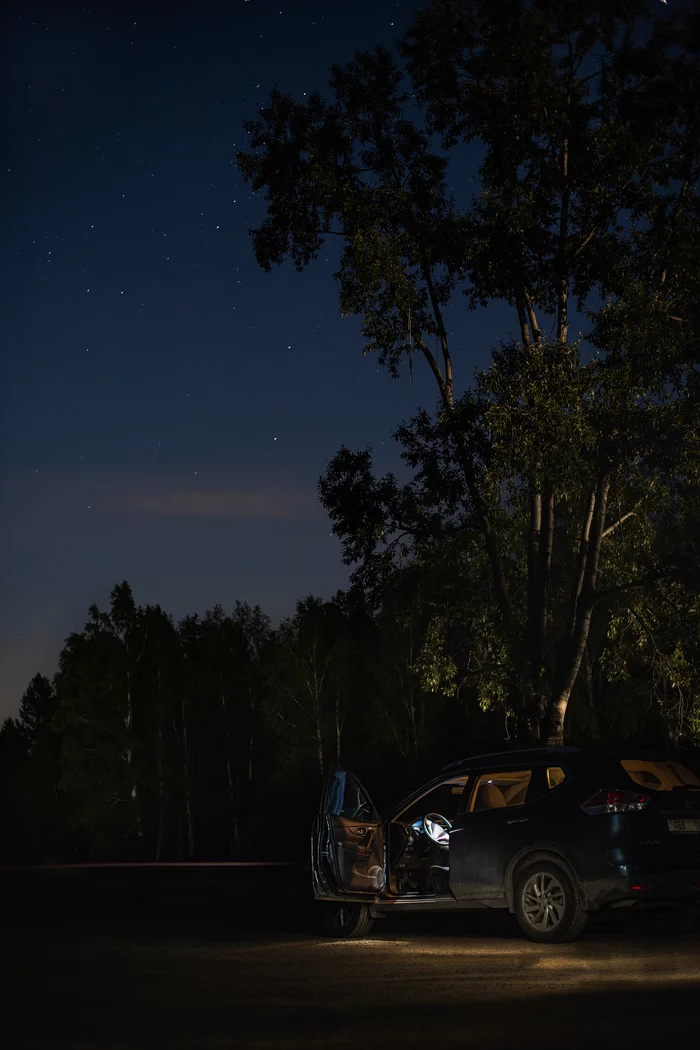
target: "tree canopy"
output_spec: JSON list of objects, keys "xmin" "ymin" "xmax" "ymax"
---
[{"xmin": 238, "ymin": 0, "xmax": 700, "ymax": 744}]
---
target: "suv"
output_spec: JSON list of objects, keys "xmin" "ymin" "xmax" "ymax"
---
[{"xmin": 310, "ymin": 746, "xmax": 700, "ymax": 943}]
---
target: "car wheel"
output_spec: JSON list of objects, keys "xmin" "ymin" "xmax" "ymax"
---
[
  {"xmin": 514, "ymin": 859, "xmax": 588, "ymax": 944},
  {"xmin": 321, "ymin": 902, "xmax": 374, "ymax": 939}
]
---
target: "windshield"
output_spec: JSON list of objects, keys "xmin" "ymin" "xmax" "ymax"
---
[
  {"xmin": 394, "ymin": 777, "xmax": 469, "ymax": 825},
  {"xmin": 621, "ymin": 759, "xmax": 700, "ymax": 792}
]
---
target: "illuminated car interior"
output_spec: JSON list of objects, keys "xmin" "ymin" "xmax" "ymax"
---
[
  {"xmin": 388, "ymin": 776, "xmax": 468, "ymax": 897},
  {"xmin": 469, "ymin": 770, "xmax": 532, "ymax": 811},
  {"xmin": 621, "ymin": 760, "xmax": 700, "ymax": 792}
]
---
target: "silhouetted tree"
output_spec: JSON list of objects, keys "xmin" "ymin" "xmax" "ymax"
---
[
  {"xmin": 266, "ymin": 596, "xmax": 352, "ymax": 776},
  {"xmin": 17, "ymin": 673, "xmax": 56, "ymax": 748},
  {"xmin": 54, "ymin": 583, "xmax": 148, "ymax": 857},
  {"xmin": 239, "ymin": 0, "xmax": 700, "ymax": 744}
]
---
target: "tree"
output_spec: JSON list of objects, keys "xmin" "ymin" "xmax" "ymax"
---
[
  {"xmin": 174, "ymin": 602, "xmax": 272, "ymax": 858},
  {"xmin": 193, "ymin": 602, "xmax": 272, "ymax": 856},
  {"xmin": 175, "ymin": 614, "xmax": 199, "ymax": 856},
  {"xmin": 17, "ymin": 674, "xmax": 56, "ymax": 749},
  {"xmin": 138, "ymin": 604, "xmax": 181, "ymax": 860},
  {"xmin": 0, "ymin": 717, "xmax": 32, "ymax": 859},
  {"xmin": 55, "ymin": 582, "xmax": 149, "ymax": 856},
  {"xmin": 238, "ymin": 0, "xmax": 700, "ymax": 743},
  {"xmin": 266, "ymin": 595, "xmax": 354, "ymax": 776}
]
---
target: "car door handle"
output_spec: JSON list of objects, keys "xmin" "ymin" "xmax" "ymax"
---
[
  {"xmin": 350, "ymin": 827, "xmax": 367, "ymax": 836},
  {"xmin": 507, "ymin": 818, "xmax": 528, "ymax": 825}
]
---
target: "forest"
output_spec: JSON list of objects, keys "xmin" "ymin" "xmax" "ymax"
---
[
  {"xmin": 1, "ymin": 571, "xmax": 698, "ymax": 863},
  {"xmin": 2, "ymin": 0, "xmax": 700, "ymax": 861}
]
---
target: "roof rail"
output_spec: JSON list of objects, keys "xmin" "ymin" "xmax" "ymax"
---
[{"xmin": 441, "ymin": 745, "xmax": 582, "ymax": 773}]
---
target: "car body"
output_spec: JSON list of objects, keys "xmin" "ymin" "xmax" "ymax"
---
[{"xmin": 310, "ymin": 746, "xmax": 700, "ymax": 942}]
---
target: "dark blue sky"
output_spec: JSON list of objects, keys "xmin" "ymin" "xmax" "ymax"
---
[{"xmin": 2, "ymin": 0, "xmax": 515, "ymax": 721}]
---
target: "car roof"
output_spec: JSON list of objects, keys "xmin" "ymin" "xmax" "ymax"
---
[{"xmin": 441, "ymin": 745, "xmax": 591, "ymax": 773}]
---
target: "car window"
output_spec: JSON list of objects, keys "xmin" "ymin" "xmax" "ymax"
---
[
  {"xmin": 327, "ymin": 771, "xmax": 376, "ymax": 820},
  {"xmin": 620, "ymin": 759, "xmax": 700, "ymax": 791},
  {"xmin": 396, "ymin": 777, "xmax": 469, "ymax": 825},
  {"xmin": 470, "ymin": 770, "xmax": 532, "ymax": 811},
  {"xmin": 547, "ymin": 766, "xmax": 566, "ymax": 789}
]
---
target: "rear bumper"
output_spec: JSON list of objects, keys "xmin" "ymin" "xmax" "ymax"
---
[{"xmin": 584, "ymin": 868, "xmax": 700, "ymax": 909}]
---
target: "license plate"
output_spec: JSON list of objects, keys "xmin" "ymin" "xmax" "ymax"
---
[{"xmin": 667, "ymin": 818, "xmax": 700, "ymax": 834}]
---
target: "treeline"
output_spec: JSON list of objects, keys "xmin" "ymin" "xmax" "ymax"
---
[
  {"xmin": 0, "ymin": 583, "xmax": 485, "ymax": 862},
  {"xmin": 1, "ymin": 577, "xmax": 696, "ymax": 863}
]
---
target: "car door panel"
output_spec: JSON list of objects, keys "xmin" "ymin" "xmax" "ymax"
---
[
  {"xmin": 449, "ymin": 768, "xmax": 538, "ymax": 899},
  {"xmin": 330, "ymin": 814, "xmax": 384, "ymax": 891},
  {"xmin": 449, "ymin": 813, "xmax": 533, "ymax": 898},
  {"xmin": 311, "ymin": 769, "xmax": 384, "ymax": 899}
]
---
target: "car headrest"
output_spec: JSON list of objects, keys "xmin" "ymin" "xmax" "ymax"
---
[{"xmin": 481, "ymin": 783, "xmax": 507, "ymax": 809}]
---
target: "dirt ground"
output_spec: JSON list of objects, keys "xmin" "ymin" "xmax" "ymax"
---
[{"xmin": 5, "ymin": 868, "xmax": 700, "ymax": 1049}]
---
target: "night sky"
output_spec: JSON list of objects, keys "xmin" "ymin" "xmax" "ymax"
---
[{"xmin": 2, "ymin": 0, "xmax": 512, "ymax": 721}]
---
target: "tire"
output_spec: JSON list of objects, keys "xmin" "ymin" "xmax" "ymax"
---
[
  {"xmin": 514, "ymin": 859, "xmax": 588, "ymax": 944},
  {"xmin": 321, "ymin": 901, "xmax": 374, "ymax": 939}
]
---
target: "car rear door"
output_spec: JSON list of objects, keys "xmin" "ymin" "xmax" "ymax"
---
[
  {"xmin": 619, "ymin": 759, "xmax": 700, "ymax": 871},
  {"xmin": 448, "ymin": 765, "xmax": 539, "ymax": 899},
  {"xmin": 311, "ymin": 768, "xmax": 385, "ymax": 900}
]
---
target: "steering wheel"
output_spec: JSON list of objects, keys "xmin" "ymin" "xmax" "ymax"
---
[
  {"xmin": 352, "ymin": 800, "xmax": 373, "ymax": 820},
  {"xmin": 423, "ymin": 813, "xmax": 451, "ymax": 846}
]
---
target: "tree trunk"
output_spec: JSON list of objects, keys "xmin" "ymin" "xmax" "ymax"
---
[
  {"xmin": 220, "ymin": 675, "xmax": 237, "ymax": 858},
  {"xmin": 181, "ymin": 695, "xmax": 194, "ymax": 858},
  {"xmin": 156, "ymin": 717, "xmax": 164, "ymax": 861},
  {"xmin": 544, "ymin": 690, "xmax": 571, "ymax": 747},
  {"xmin": 406, "ymin": 630, "xmax": 418, "ymax": 757},
  {"xmin": 124, "ymin": 671, "xmax": 143, "ymax": 840},
  {"xmin": 311, "ymin": 657, "xmax": 324, "ymax": 776},
  {"xmin": 155, "ymin": 648, "xmax": 164, "ymax": 861},
  {"xmin": 248, "ymin": 686, "xmax": 255, "ymax": 782},
  {"xmin": 543, "ymin": 470, "xmax": 611, "ymax": 744},
  {"xmin": 314, "ymin": 703, "xmax": 324, "ymax": 777},
  {"xmin": 335, "ymin": 690, "xmax": 341, "ymax": 767},
  {"xmin": 233, "ymin": 773, "xmax": 242, "ymax": 853}
]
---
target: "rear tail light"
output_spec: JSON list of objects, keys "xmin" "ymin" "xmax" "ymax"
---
[{"xmin": 581, "ymin": 789, "xmax": 650, "ymax": 815}]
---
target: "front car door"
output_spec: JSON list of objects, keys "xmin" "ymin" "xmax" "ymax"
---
[
  {"xmin": 449, "ymin": 765, "xmax": 540, "ymax": 899},
  {"xmin": 311, "ymin": 768, "xmax": 385, "ymax": 900}
]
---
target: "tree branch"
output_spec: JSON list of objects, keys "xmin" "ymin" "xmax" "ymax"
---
[
  {"xmin": 547, "ymin": 472, "xmax": 611, "ymax": 743},
  {"xmin": 569, "ymin": 489, "xmax": 596, "ymax": 635},
  {"xmin": 602, "ymin": 510, "xmax": 635, "ymax": 540},
  {"xmin": 524, "ymin": 290, "xmax": 543, "ymax": 348},
  {"xmin": 422, "ymin": 264, "xmax": 453, "ymax": 405},
  {"xmin": 593, "ymin": 571, "xmax": 660, "ymax": 607},
  {"xmin": 528, "ymin": 488, "xmax": 542, "ymax": 615},
  {"xmin": 515, "ymin": 292, "xmax": 532, "ymax": 348},
  {"xmin": 416, "ymin": 336, "xmax": 448, "ymax": 402},
  {"xmin": 534, "ymin": 484, "xmax": 555, "ymax": 671},
  {"xmin": 556, "ymin": 49, "xmax": 572, "ymax": 343},
  {"xmin": 451, "ymin": 430, "xmax": 512, "ymax": 631}
]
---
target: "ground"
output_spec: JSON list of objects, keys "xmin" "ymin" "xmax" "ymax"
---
[{"xmin": 5, "ymin": 868, "xmax": 700, "ymax": 1049}]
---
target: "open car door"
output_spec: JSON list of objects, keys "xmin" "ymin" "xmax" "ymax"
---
[{"xmin": 311, "ymin": 768, "xmax": 385, "ymax": 900}]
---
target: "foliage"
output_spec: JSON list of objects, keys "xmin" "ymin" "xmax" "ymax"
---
[
  {"xmin": 2, "ymin": 563, "xmax": 699, "ymax": 862},
  {"xmin": 239, "ymin": 0, "xmax": 700, "ymax": 744}
]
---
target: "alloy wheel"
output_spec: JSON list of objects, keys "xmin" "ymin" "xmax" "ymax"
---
[{"xmin": 520, "ymin": 871, "xmax": 567, "ymax": 932}]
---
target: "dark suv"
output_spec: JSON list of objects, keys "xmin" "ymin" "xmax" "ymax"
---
[{"xmin": 310, "ymin": 746, "xmax": 700, "ymax": 943}]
